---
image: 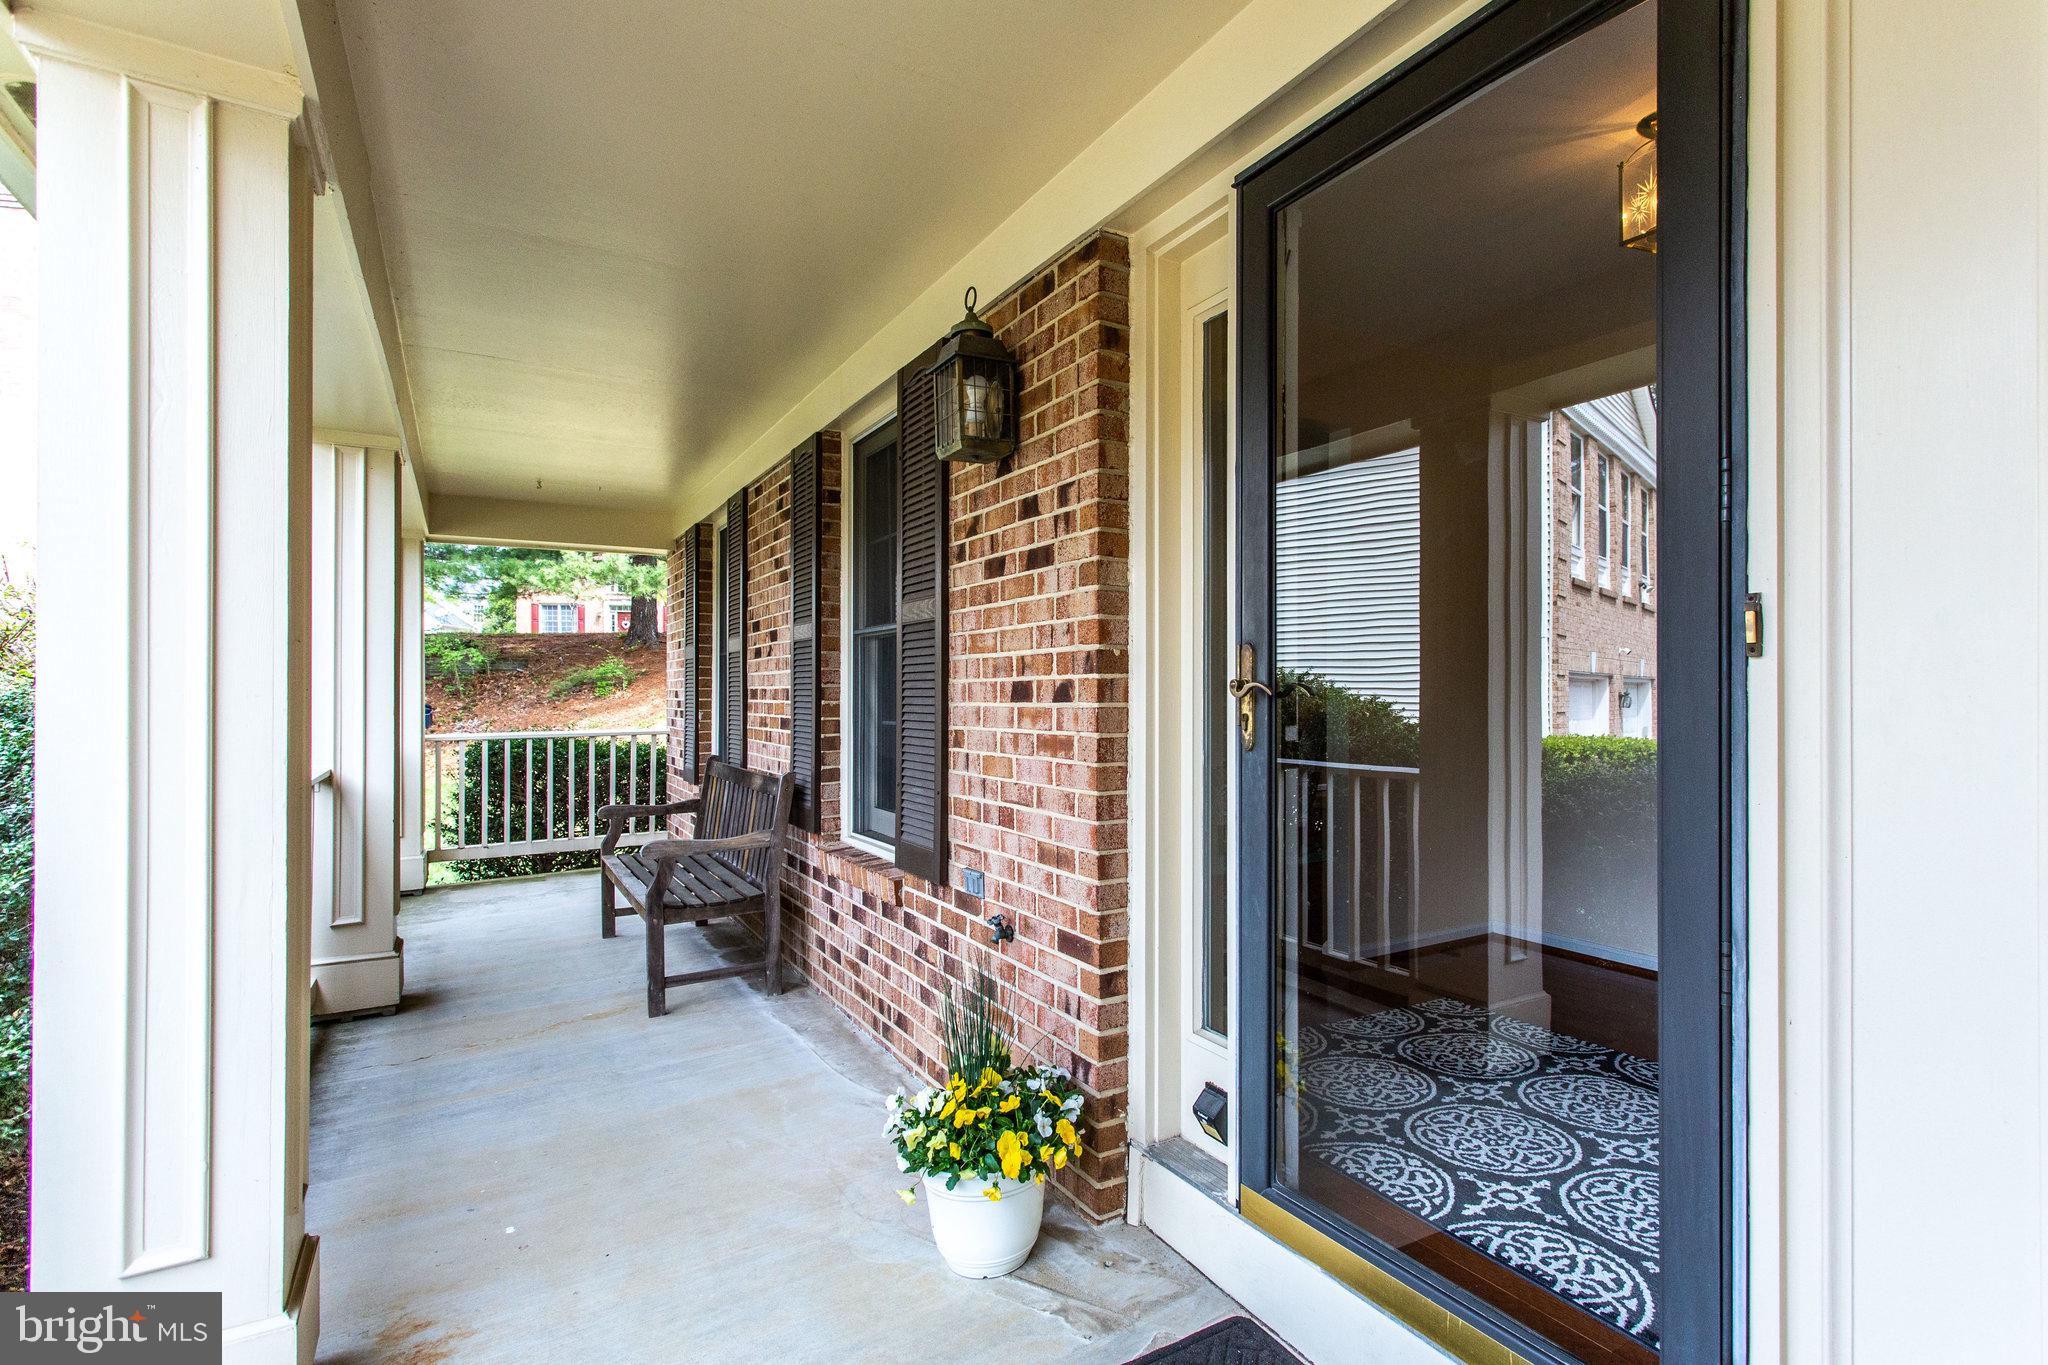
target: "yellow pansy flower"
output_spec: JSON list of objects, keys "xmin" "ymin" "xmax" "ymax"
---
[
  {"xmin": 1038, "ymin": 1144, "xmax": 1055, "ymax": 1164},
  {"xmin": 1053, "ymin": 1146, "xmax": 1068, "ymax": 1170},
  {"xmin": 998, "ymin": 1095, "xmax": 1021, "ymax": 1113},
  {"xmin": 938, "ymin": 1096, "xmax": 957, "ymax": 1120},
  {"xmin": 1034, "ymin": 1172, "xmax": 1046, "ymax": 1184},
  {"xmin": 952, "ymin": 1105, "xmax": 973, "ymax": 1129},
  {"xmin": 997, "ymin": 1131, "xmax": 1026, "ymax": 1180},
  {"xmin": 949, "ymin": 1142, "xmax": 962, "ymax": 1160},
  {"xmin": 1055, "ymin": 1118, "xmax": 1079, "ymax": 1148},
  {"xmin": 983, "ymin": 1185, "xmax": 1003, "ymax": 1202},
  {"xmin": 897, "ymin": 1187, "xmax": 917, "ymax": 1205}
]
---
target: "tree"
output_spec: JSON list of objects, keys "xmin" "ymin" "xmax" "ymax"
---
[
  {"xmin": 424, "ymin": 543, "xmax": 665, "ymax": 645},
  {"xmin": 614, "ymin": 554, "xmax": 664, "ymax": 650}
]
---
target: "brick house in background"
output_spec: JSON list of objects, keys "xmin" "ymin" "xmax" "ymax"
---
[
  {"xmin": 514, "ymin": 590, "xmax": 668, "ymax": 636},
  {"xmin": 1549, "ymin": 388, "xmax": 1657, "ymax": 740}
]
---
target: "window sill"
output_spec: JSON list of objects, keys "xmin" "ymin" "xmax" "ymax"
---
[
  {"xmin": 815, "ymin": 837, "xmax": 907, "ymax": 889},
  {"xmin": 835, "ymin": 830, "xmax": 900, "ymax": 868}
]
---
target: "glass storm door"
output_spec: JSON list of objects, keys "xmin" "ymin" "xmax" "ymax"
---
[{"xmin": 1233, "ymin": 0, "xmax": 1741, "ymax": 1361}]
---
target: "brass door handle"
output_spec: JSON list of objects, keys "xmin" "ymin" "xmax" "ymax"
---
[{"xmin": 1228, "ymin": 643, "xmax": 1275, "ymax": 751}]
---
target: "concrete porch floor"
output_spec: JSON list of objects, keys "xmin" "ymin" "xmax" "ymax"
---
[{"xmin": 309, "ymin": 871, "xmax": 1240, "ymax": 1363}]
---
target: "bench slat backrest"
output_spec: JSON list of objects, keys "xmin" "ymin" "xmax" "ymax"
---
[{"xmin": 697, "ymin": 757, "xmax": 794, "ymax": 885}]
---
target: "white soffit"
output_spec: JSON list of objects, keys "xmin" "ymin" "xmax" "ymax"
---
[
  {"xmin": 313, "ymin": 190, "xmax": 402, "ymax": 441},
  {"xmin": 332, "ymin": 0, "xmax": 1254, "ymax": 514}
]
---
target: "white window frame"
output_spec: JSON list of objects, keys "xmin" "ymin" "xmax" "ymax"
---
[
  {"xmin": 1641, "ymin": 488, "xmax": 1654, "ymax": 601},
  {"xmin": 1595, "ymin": 449, "xmax": 1612, "ymax": 586},
  {"xmin": 1568, "ymin": 432, "xmax": 1585, "ymax": 575},
  {"xmin": 838, "ymin": 399, "xmax": 901, "ymax": 861},
  {"xmin": 1620, "ymin": 468, "xmax": 1634, "ymax": 590},
  {"xmin": 537, "ymin": 602, "xmax": 576, "ymax": 634}
]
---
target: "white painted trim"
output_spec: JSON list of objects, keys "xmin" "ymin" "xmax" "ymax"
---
[
  {"xmin": 833, "ymin": 382, "xmax": 901, "ymax": 853},
  {"xmin": 12, "ymin": 11, "xmax": 300, "ymax": 118},
  {"xmin": 425, "ymin": 493, "xmax": 672, "ymax": 555},
  {"xmin": 281, "ymin": 0, "xmax": 425, "ymax": 476},
  {"xmin": 312, "ymin": 425, "xmax": 403, "ymax": 451},
  {"xmin": 1135, "ymin": 1155, "xmax": 1453, "ymax": 1365}
]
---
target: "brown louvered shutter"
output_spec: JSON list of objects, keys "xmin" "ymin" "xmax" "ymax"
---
[
  {"xmin": 788, "ymin": 434, "xmax": 823, "ymax": 831},
  {"xmin": 679, "ymin": 524, "xmax": 702, "ymax": 780},
  {"xmin": 894, "ymin": 348, "xmax": 948, "ymax": 884},
  {"xmin": 721, "ymin": 490, "xmax": 747, "ymax": 761}
]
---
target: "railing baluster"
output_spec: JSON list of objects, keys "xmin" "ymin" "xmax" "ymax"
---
[
  {"xmin": 475, "ymin": 740, "xmax": 486, "ymax": 847},
  {"xmin": 1407, "ymin": 778, "xmax": 1421, "ymax": 972},
  {"xmin": 1348, "ymin": 771, "xmax": 1364, "ymax": 964},
  {"xmin": 502, "ymin": 738, "xmax": 512, "ymax": 845},
  {"xmin": 1378, "ymin": 775, "xmax": 1393, "ymax": 970},
  {"xmin": 546, "ymin": 739, "xmax": 555, "ymax": 842},
  {"xmin": 525, "ymin": 738, "xmax": 535, "ymax": 844}
]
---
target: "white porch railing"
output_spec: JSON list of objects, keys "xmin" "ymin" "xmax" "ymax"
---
[
  {"xmin": 1279, "ymin": 757, "xmax": 1421, "ymax": 973},
  {"xmin": 425, "ymin": 727, "xmax": 670, "ymax": 863}
]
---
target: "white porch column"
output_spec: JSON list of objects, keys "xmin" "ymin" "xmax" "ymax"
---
[
  {"xmin": 310, "ymin": 443, "xmax": 404, "ymax": 1016},
  {"xmin": 23, "ymin": 16, "xmax": 320, "ymax": 1363},
  {"xmin": 399, "ymin": 534, "xmax": 427, "ymax": 892}
]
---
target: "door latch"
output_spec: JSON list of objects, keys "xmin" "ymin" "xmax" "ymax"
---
[
  {"xmin": 1227, "ymin": 642, "xmax": 1277, "ymax": 752},
  {"xmin": 1744, "ymin": 592, "xmax": 1765, "ymax": 659}
]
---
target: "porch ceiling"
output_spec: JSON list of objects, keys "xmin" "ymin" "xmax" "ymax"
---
[{"xmin": 331, "ymin": 0, "xmax": 1252, "ymax": 520}]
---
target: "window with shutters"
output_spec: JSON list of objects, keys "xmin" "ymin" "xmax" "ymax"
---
[
  {"xmin": 537, "ymin": 602, "xmax": 576, "ymax": 634},
  {"xmin": 892, "ymin": 349, "xmax": 949, "ymax": 884},
  {"xmin": 848, "ymin": 421, "xmax": 900, "ymax": 843}
]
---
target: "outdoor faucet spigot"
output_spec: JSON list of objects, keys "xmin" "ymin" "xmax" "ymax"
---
[{"xmin": 984, "ymin": 913, "xmax": 1015, "ymax": 946}]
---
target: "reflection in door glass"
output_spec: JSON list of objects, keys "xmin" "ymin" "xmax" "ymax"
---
[
  {"xmin": 1201, "ymin": 312, "xmax": 1232, "ymax": 1037},
  {"xmin": 1268, "ymin": 4, "xmax": 1662, "ymax": 1359}
]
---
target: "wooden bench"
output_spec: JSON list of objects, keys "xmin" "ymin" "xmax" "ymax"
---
[{"xmin": 596, "ymin": 757, "xmax": 796, "ymax": 1017}]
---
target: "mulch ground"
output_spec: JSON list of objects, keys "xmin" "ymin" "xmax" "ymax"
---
[
  {"xmin": 426, "ymin": 634, "xmax": 665, "ymax": 735},
  {"xmin": 0, "ymin": 1144, "xmax": 25, "ymax": 1290}
]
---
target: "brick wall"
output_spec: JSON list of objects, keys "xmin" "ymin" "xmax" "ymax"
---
[
  {"xmin": 1549, "ymin": 412, "xmax": 1658, "ymax": 735},
  {"xmin": 671, "ymin": 231, "xmax": 1134, "ymax": 1218},
  {"xmin": 665, "ymin": 522, "xmax": 714, "ymax": 793}
]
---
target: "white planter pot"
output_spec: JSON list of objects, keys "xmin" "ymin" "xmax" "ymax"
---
[{"xmin": 921, "ymin": 1172, "xmax": 1045, "ymax": 1278}]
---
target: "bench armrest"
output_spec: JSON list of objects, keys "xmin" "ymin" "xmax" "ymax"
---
[
  {"xmin": 639, "ymin": 832, "xmax": 771, "ymax": 866},
  {"xmin": 597, "ymin": 799, "xmax": 698, "ymax": 852}
]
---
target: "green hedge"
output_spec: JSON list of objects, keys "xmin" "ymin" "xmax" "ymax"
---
[
  {"xmin": 0, "ymin": 683, "xmax": 29, "ymax": 1150},
  {"xmin": 1541, "ymin": 735, "xmax": 1658, "ymax": 929},
  {"xmin": 1278, "ymin": 669, "xmax": 1420, "ymax": 769},
  {"xmin": 438, "ymin": 734, "xmax": 668, "ymax": 882}
]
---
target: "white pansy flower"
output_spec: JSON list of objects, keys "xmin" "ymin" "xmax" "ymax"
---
[{"xmin": 1034, "ymin": 1112, "xmax": 1054, "ymax": 1138}]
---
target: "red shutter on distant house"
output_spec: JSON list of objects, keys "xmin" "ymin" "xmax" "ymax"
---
[
  {"xmin": 575, "ymin": 604, "xmax": 586, "ymax": 632},
  {"xmin": 894, "ymin": 345, "xmax": 948, "ymax": 884},
  {"xmin": 679, "ymin": 525, "xmax": 703, "ymax": 780},
  {"xmin": 788, "ymin": 433, "xmax": 823, "ymax": 833},
  {"xmin": 529, "ymin": 602, "xmax": 539, "ymax": 632}
]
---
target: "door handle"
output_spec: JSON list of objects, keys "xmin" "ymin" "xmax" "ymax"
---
[{"xmin": 1227, "ymin": 642, "xmax": 1276, "ymax": 752}]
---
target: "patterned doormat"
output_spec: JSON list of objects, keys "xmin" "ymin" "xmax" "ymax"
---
[
  {"xmin": 1295, "ymin": 997, "xmax": 1661, "ymax": 1347},
  {"xmin": 1123, "ymin": 1315, "xmax": 1297, "ymax": 1365}
]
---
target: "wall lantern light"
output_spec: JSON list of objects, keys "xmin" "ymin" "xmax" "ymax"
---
[
  {"xmin": 1619, "ymin": 112, "xmax": 1657, "ymax": 253},
  {"xmin": 928, "ymin": 287, "xmax": 1018, "ymax": 464}
]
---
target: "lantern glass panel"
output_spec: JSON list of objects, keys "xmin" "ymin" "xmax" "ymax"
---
[
  {"xmin": 933, "ymin": 355, "xmax": 961, "ymax": 455},
  {"xmin": 1620, "ymin": 134, "xmax": 1657, "ymax": 252},
  {"xmin": 963, "ymin": 355, "xmax": 1007, "ymax": 441}
]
